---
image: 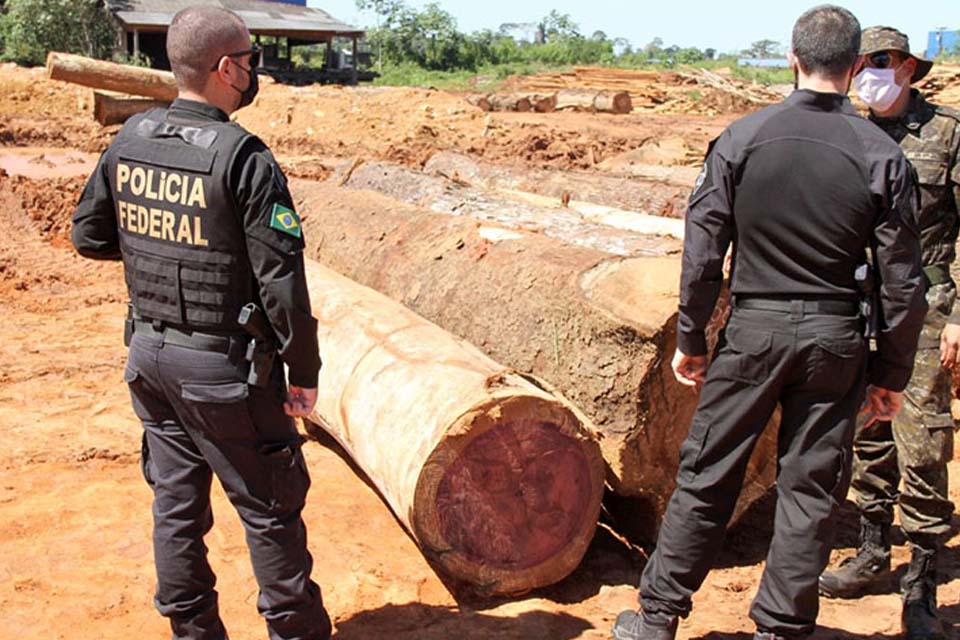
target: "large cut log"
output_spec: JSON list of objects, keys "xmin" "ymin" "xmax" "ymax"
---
[
  {"xmin": 292, "ymin": 179, "xmax": 778, "ymax": 541},
  {"xmin": 46, "ymin": 52, "xmax": 178, "ymax": 101},
  {"xmin": 425, "ymin": 150, "xmax": 695, "ymax": 218},
  {"xmin": 334, "ymin": 159, "xmax": 684, "ymax": 256},
  {"xmin": 93, "ymin": 91, "xmax": 170, "ymax": 126},
  {"xmin": 303, "ymin": 259, "xmax": 605, "ymax": 595},
  {"xmin": 555, "ymin": 89, "xmax": 632, "ymax": 114}
]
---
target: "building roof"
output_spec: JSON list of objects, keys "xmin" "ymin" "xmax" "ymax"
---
[{"xmin": 106, "ymin": 0, "xmax": 364, "ymax": 39}]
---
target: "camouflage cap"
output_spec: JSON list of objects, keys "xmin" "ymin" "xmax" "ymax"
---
[{"xmin": 860, "ymin": 26, "xmax": 933, "ymax": 83}]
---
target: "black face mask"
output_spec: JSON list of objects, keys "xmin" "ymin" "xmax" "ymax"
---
[{"xmin": 230, "ymin": 62, "xmax": 259, "ymax": 110}]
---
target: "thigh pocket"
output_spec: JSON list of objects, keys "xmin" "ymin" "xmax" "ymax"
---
[
  {"xmin": 259, "ymin": 438, "xmax": 310, "ymax": 515},
  {"xmin": 180, "ymin": 381, "xmax": 258, "ymax": 442},
  {"xmin": 719, "ymin": 323, "xmax": 772, "ymax": 385}
]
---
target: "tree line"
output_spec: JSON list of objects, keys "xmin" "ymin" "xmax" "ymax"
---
[{"xmin": 353, "ymin": 0, "xmax": 790, "ymax": 71}]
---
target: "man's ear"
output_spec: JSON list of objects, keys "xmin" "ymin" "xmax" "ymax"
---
[
  {"xmin": 787, "ymin": 51, "xmax": 798, "ymax": 71},
  {"xmin": 214, "ymin": 56, "xmax": 234, "ymax": 85},
  {"xmin": 899, "ymin": 57, "xmax": 917, "ymax": 84},
  {"xmin": 852, "ymin": 54, "xmax": 865, "ymax": 76}
]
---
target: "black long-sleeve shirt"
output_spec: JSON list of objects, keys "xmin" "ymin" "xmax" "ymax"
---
[
  {"xmin": 72, "ymin": 99, "xmax": 321, "ymax": 388},
  {"xmin": 678, "ymin": 89, "xmax": 926, "ymax": 391}
]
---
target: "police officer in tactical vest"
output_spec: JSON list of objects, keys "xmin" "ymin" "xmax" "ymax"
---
[
  {"xmin": 612, "ymin": 6, "xmax": 927, "ymax": 640},
  {"xmin": 71, "ymin": 7, "xmax": 331, "ymax": 639},
  {"xmin": 819, "ymin": 26, "xmax": 960, "ymax": 640}
]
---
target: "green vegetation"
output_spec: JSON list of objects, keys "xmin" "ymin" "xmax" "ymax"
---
[
  {"xmin": 0, "ymin": 0, "xmax": 115, "ymax": 65},
  {"xmin": 342, "ymin": 2, "xmax": 793, "ymax": 89}
]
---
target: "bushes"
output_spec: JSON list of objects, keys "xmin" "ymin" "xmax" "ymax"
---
[{"xmin": 1, "ymin": 0, "xmax": 116, "ymax": 65}]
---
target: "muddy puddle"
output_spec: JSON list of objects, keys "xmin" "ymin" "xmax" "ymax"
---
[{"xmin": 0, "ymin": 147, "xmax": 98, "ymax": 179}]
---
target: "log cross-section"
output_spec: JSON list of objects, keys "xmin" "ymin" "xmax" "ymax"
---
[{"xmin": 303, "ymin": 259, "xmax": 606, "ymax": 595}]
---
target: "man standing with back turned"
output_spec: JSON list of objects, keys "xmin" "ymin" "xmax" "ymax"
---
[
  {"xmin": 612, "ymin": 6, "xmax": 926, "ymax": 640},
  {"xmin": 71, "ymin": 7, "xmax": 332, "ymax": 640},
  {"xmin": 820, "ymin": 26, "xmax": 960, "ymax": 640}
]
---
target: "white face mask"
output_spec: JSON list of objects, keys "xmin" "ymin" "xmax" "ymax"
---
[{"xmin": 854, "ymin": 67, "xmax": 903, "ymax": 112}]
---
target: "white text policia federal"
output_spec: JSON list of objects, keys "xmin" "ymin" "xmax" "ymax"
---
[{"xmin": 115, "ymin": 163, "xmax": 210, "ymax": 247}]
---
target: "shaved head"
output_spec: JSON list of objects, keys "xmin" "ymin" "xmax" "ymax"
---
[{"xmin": 167, "ymin": 6, "xmax": 249, "ymax": 91}]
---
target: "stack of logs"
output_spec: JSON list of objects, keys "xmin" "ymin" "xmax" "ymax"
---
[
  {"xmin": 466, "ymin": 89, "xmax": 633, "ymax": 114},
  {"xmin": 509, "ymin": 65, "xmax": 783, "ymax": 114},
  {"xmin": 918, "ymin": 63, "xmax": 960, "ymax": 108}
]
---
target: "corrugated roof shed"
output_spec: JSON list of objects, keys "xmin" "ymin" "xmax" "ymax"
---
[{"xmin": 106, "ymin": 0, "xmax": 363, "ymax": 38}]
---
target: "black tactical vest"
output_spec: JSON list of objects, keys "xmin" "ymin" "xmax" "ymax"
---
[{"xmin": 105, "ymin": 109, "xmax": 255, "ymax": 332}]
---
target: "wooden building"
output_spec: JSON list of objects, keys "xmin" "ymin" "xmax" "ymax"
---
[{"xmin": 105, "ymin": 0, "xmax": 367, "ymax": 83}]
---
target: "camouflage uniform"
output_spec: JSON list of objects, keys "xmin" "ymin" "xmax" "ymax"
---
[{"xmin": 851, "ymin": 89, "xmax": 960, "ymax": 547}]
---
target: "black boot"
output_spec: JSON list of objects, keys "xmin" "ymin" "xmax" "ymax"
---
[
  {"xmin": 611, "ymin": 610, "xmax": 678, "ymax": 640},
  {"xmin": 819, "ymin": 517, "xmax": 891, "ymax": 598},
  {"xmin": 901, "ymin": 546, "xmax": 945, "ymax": 640}
]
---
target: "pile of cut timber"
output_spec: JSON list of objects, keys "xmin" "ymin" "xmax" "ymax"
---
[
  {"xmin": 303, "ymin": 258, "xmax": 605, "ymax": 595},
  {"xmin": 293, "ymin": 179, "xmax": 779, "ymax": 542},
  {"xmin": 513, "ymin": 65, "xmax": 783, "ymax": 114},
  {"xmin": 466, "ymin": 89, "xmax": 632, "ymax": 114},
  {"xmin": 919, "ymin": 64, "xmax": 960, "ymax": 107},
  {"xmin": 466, "ymin": 93, "xmax": 557, "ymax": 113},
  {"xmin": 516, "ymin": 66, "xmax": 671, "ymax": 109}
]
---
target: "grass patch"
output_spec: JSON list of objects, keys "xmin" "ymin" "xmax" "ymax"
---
[
  {"xmin": 366, "ymin": 58, "xmax": 794, "ymax": 91},
  {"xmin": 372, "ymin": 62, "xmax": 568, "ymax": 92}
]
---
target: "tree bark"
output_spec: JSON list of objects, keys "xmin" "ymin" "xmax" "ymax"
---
[
  {"xmin": 424, "ymin": 150, "xmax": 695, "ymax": 219},
  {"xmin": 93, "ymin": 91, "xmax": 169, "ymax": 126},
  {"xmin": 302, "ymin": 259, "xmax": 605, "ymax": 595},
  {"xmin": 292, "ymin": 180, "xmax": 778, "ymax": 542},
  {"xmin": 46, "ymin": 52, "xmax": 178, "ymax": 101},
  {"xmin": 333, "ymin": 159, "xmax": 684, "ymax": 256}
]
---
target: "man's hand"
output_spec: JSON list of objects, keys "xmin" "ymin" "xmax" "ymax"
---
[
  {"xmin": 672, "ymin": 348, "xmax": 708, "ymax": 388},
  {"xmin": 861, "ymin": 385, "xmax": 904, "ymax": 427},
  {"xmin": 940, "ymin": 323, "xmax": 960, "ymax": 369},
  {"xmin": 284, "ymin": 386, "xmax": 318, "ymax": 417}
]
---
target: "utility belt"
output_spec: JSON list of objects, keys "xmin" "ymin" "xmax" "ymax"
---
[
  {"xmin": 923, "ymin": 263, "xmax": 953, "ymax": 288},
  {"xmin": 733, "ymin": 296, "xmax": 860, "ymax": 317},
  {"xmin": 127, "ymin": 316, "xmax": 248, "ymax": 360},
  {"xmin": 126, "ymin": 304, "xmax": 277, "ymax": 387}
]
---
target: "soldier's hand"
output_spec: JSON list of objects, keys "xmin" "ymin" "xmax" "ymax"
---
[
  {"xmin": 939, "ymin": 323, "xmax": 960, "ymax": 369},
  {"xmin": 672, "ymin": 348, "xmax": 707, "ymax": 388},
  {"xmin": 861, "ymin": 385, "xmax": 904, "ymax": 427},
  {"xmin": 284, "ymin": 386, "xmax": 318, "ymax": 417}
]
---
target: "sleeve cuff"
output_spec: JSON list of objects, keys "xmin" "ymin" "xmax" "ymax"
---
[
  {"xmin": 288, "ymin": 363, "xmax": 320, "ymax": 389},
  {"xmin": 866, "ymin": 358, "xmax": 911, "ymax": 393},
  {"xmin": 677, "ymin": 330, "xmax": 708, "ymax": 357}
]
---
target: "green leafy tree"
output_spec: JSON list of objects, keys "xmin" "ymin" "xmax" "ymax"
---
[
  {"xmin": 643, "ymin": 37, "xmax": 664, "ymax": 60},
  {"xmin": 1, "ymin": 0, "xmax": 115, "ymax": 65},
  {"xmin": 539, "ymin": 10, "xmax": 579, "ymax": 43},
  {"xmin": 742, "ymin": 39, "xmax": 781, "ymax": 59}
]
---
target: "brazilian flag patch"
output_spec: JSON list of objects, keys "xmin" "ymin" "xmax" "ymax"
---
[{"xmin": 269, "ymin": 203, "xmax": 301, "ymax": 238}]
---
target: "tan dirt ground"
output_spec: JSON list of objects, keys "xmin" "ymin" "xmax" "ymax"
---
[{"xmin": 0, "ymin": 63, "xmax": 957, "ymax": 639}]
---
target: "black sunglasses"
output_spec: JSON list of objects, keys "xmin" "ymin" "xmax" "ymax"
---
[
  {"xmin": 867, "ymin": 51, "xmax": 898, "ymax": 69},
  {"xmin": 210, "ymin": 46, "xmax": 261, "ymax": 72}
]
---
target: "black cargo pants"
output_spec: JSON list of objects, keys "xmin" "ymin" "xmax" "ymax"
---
[
  {"xmin": 124, "ymin": 329, "xmax": 331, "ymax": 640},
  {"xmin": 640, "ymin": 305, "xmax": 867, "ymax": 636}
]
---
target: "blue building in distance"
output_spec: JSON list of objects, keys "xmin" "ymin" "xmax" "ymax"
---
[
  {"xmin": 927, "ymin": 29, "xmax": 959, "ymax": 59},
  {"xmin": 267, "ymin": 0, "xmax": 307, "ymax": 5}
]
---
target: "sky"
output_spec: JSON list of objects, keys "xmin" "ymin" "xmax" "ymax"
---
[{"xmin": 307, "ymin": 0, "xmax": 958, "ymax": 58}]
